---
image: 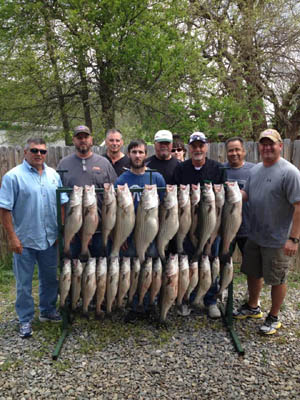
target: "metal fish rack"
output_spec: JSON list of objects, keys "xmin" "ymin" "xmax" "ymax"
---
[{"xmin": 52, "ymin": 174, "xmax": 244, "ymax": 360}]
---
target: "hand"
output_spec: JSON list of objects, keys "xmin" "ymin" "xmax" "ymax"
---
[
  {"xmin": 8, "ymin": 236, "xmax": 23, "ymax": 254},
  {"xmin": 283, "ymin": 240, "xmax": 298, "ymax": 257}
]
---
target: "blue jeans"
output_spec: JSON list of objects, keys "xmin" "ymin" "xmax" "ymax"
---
[
  {"xmin": 184, "ymin": 236, "xmax": 221, "ymax": 306},
  {"xmin": 13, "ymin": 243, "xmax": 59, "ymax": 323}
]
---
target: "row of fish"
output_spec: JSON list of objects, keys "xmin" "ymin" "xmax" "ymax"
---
[
  {"xmin": 63, "ymin": 181, "xmax": 242, "ymax": 265},
  {"xmin": 64, "ymin": 185, "xmax": 98, "ymax": 261},
  {"xmin": 59, "ymin": 253, "xmax": 233, "ymax": 323}
]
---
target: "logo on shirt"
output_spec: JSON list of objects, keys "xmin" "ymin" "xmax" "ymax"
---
[{"xmin": 92, "ymin": 166, "xmax": 101, "ymax": 171}]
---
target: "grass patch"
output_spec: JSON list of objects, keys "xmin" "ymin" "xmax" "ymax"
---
[{"xmin": 0, "ymin": 358, "xmax": 24, "ymax": 372}]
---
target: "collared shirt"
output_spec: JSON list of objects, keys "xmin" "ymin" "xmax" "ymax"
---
[
  {"xmin": 103, "ymin": 153, "xmax": 130, "ymax": 177},
  {"xmin": 0, "ymin": 160, "xmax": 69, "ymax": 250}
]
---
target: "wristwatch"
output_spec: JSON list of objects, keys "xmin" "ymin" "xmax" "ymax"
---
[{"xmin": 288, "ymin": 237, "xmax": 300, "ymax": 244}]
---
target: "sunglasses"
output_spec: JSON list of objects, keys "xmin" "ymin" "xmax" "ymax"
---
[
  {"xmin": 29, "ymin": 148, "xmax": 47, "ymax": 155},
  {"xmin": 172, "ymin": 148, "xmax": 183, "ymax": 152}
]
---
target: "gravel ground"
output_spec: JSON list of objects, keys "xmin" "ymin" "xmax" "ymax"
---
[{"xmin": 1, "ymin": 269, "xmax": 300, "ymax": 400}]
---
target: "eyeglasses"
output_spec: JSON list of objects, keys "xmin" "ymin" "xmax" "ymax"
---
[
  {"xmin": 29, "ymin": 148, "xmax": 47, "ymax": 155},
  {"xmin": 172, "ymin": 148, "xmax": 183, "ymax": 152}
]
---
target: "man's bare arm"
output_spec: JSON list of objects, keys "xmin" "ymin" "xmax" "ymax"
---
[
  {"xmin": 283, "ymin": 201, "xmax": 300, "ymax": 256},
  {"xmin": 0, "ymin": 208, "xmax": 23, "ymax": 254}
]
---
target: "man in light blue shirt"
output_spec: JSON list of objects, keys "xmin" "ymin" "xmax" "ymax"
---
[{"xmin": 0, "ymin": 138, "xmax": 68, "ymax": 338}]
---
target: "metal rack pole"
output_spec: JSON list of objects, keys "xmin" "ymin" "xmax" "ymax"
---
[{"xmin": 52, "ymin": 184, "xmax": 244, "ymax": 358}]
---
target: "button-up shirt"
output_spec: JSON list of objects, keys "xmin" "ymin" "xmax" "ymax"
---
[{"xmin": 0, "ymin": 160, "xmax": 68, "ymax": 250}]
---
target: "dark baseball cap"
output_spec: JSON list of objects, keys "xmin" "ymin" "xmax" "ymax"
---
[
  {"xmin": 188, "ymin": 132, "xmax": 207, "ymax": 144},
  {"xmin": 73, "ymin": 125, "xmax": 91, "ymax": 136}
]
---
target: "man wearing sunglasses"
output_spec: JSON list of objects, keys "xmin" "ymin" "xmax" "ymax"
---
[{"xmin": 0, "ymin": 138, "xmax": 69, "ymax": 338}]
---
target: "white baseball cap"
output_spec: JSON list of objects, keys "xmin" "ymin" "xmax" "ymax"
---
[{"xmin": 154, "ymin": 130, "xmax": 173, "ymax": 143}]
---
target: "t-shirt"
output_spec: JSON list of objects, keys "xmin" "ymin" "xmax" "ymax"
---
[
  {"xmin": 115, "ymin": 170, "xmax": 165, "ymax": 209},
  {"xmin": 57, "ymin": 153, "xmax": 117, "ymax": 187},
  {"xmin": 145, "ymin": 155, "xmax": 179, "ymax": 184},
  {"xmin": 103, "ymin": 153, "xmax": 130, "ymax": 177},
  {"xmin": 57, "ymin": 153, "xmax": 117, "ymax": 216},
  {"xmin": 245, "ymin": 158, "xmax": 300, "ymax": 247},
  {"xmin": 172, "ymin": 158, "xmax": 226, "ymax": 185},
  {"xmin": 223, "ymin": 161, "xmax": 255, "ymax": 237}
]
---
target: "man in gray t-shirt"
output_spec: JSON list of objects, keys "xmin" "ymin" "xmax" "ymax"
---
[
  {"xmin": 57, "ymin": 125, "xmax": 117, "ymax": 259},
  {"xmin": 233, "ymin": 129, "xmax": 300, "ymax": 335},
  {"xmin": 224, "ymin": 137, "xmax": 255, "ymax": 254}
]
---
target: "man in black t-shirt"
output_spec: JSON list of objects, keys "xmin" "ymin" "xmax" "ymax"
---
[
  {"xmin": 172, "ymin": 132, "xmax": 227, "ymax": 319},
  {"xmin": 103, "ymin": 128, "xmax": 130, "ymax": 176},
  {"xmin": 146, "ymin": 130, "xmax": 179, "ymax": 184}
]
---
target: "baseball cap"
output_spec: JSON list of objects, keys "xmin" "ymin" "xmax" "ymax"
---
[
  {"xmin": 73, "ymin": 125, "xmax": 91, "ymax": 136},
  {"xmin": 258, "ymin": 129, "xmax": 282, "ymax": 143},
  {"xmin": 154, "ymin": 130, "xmax": 173, "ymax": 142},
  {"xmin": 189, "ymin": 132, "xmax": 207, "ymax": 144}
]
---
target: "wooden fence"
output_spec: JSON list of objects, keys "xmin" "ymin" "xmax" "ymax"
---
[{"xmin": 1, "ymin": 141, "xmax": 300, "ymax": 269}]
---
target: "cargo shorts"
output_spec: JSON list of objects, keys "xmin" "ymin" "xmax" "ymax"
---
[{"xmin": 241, "ymin": 239, "xmax": 292, "ymax": 285}]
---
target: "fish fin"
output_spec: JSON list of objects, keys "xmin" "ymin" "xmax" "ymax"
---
[
  {"xmin": 84, "ymin": 208, "xmax": 90, "ymax": 217},
  {"xmin": 230, "ymin": 204, "xmax": 236, "ymax": 214}
]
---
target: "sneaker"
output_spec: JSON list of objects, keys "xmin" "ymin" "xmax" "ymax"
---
[
  {"xmin": 207, "ymin": 304, "xmax": 221, "ymax": 319},
  {"xmin": 39, "ymin": 310, "xmax": 62, "ymax": 323},
  {"xmin": 233, "ymin": 303, "xmax": 263, "ymax": 319},
  {"xmin": 259, "ymin": 314, "xmax": 281, "ymax": 335},
  {"xmin": 19, "ymin": 322, "xmax": 33, "ymax": 338}
]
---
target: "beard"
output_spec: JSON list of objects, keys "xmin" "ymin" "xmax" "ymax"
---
[
  {"xmin": 75, "ymin": 143, "xmax": 92, "ymax": 155},
  {"xmin": 130, "ymin": 158, "xmax": 145, "ymax": 169}
]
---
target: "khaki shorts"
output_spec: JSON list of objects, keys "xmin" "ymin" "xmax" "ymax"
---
[{"xmin": 241, "ymin": 239, "xmax": 292, "ymax": 285}]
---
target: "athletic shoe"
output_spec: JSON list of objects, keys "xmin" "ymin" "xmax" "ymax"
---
[
  {"xmin": 207, "ymin": 304, "xmax": 221, "ymax": 319},
  {"xmin": 259, "ymin": 314, "xmax": 282, "ymax": 335},
  {"xmin": 233, "ymin": 303, "xmax": 263, "ymax": 319},
  {"xmin": 19, "ymin": 322, "xmax": 33, "ymax": 338},
  {"xmin": 39, "ymin": 310, "xmax": 62, "ymax": 323}
]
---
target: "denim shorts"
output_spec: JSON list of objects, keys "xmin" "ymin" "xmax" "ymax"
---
[{"xmin": 241, "ymin": 239, "xmax": 292, "ymax": 285}]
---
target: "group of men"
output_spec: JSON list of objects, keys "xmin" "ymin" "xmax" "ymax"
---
[{"xmin": 0, "ymin": 125, "xmax": 299, "ymax": 338}]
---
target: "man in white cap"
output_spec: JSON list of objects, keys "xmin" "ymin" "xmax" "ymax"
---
[
  {"xmin": 57, "ymin": 125, "xmax": 117, "ymax": 259},
  {"xmin": 172, "ymin": 132, "xmax": 226, "ymax": 319},
  {"xmin": 146, "ymin": 129, "xmax": 179, "ymax": 184},
  {"xmin": 234, "ymin": 129, "xmax": 300, "ymax": 335}
]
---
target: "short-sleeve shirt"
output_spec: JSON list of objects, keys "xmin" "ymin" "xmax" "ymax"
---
[
  {"xmin": 0, "ymin": 160, "xmax": 69, "ymax": 250},
  {"xmin": 145, "ymin": 155, "xmax": 179, "ymax": 184},
  {"xmin": 244, "ymin": 158, "xmax": 300, "ymax": 247},
  {"xmin": 115, "ymin": 170, "xmax": 165, "ymax": 209},
  {"xmin": 172, "ymin": 158, "xmax": 226, "ymax": 185},
  {"xmin": 57, "ymin": 153, "xmax": 117, "ymax": 187},
  {"xmin": 103, "ymin": 153, "xmax": 130, "ymax": 177},
  {"xmin": 223, "ymin": 161, "xmax": 255, "ymax": 237}
]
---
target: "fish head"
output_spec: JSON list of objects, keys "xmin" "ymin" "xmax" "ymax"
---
[
  {"xmin": 142, "ymin": 185, "xmax": 159, "ymax": 209},
  {"xmin": 117, "ymin": 184, "xmax": 133, "ymax": 209},
  {"xmin": 178, "ymin": 184, "xmax": 190, "ymax": 207},
  {"xmin": 83, "ymin": 185, "xmax": 97, "ymax": 207},
  {"xmin": 225, "ymin": 181, "xmax": 242, "ymax": 203},
  {"xmin": 191, "ymin": 184, "xmax": 201, "ymax": 206},
  {"xmin": 163, "ymin": 185, "xmax": 178, "ymax": 209},
  {"xmin": 103, "ymin": 183, "xmax": 116, "ymax": 205},
  {"xmin": 179, "ymin": 254, "xmax": 189, "ymax": 270},
  {"xmin": 202, "ymin": 183, "xmax": 215, "ymax": 203},
  {"xmin": 213, "ymin": 184, "xmax": 225, "ymax": 207},
  {"xmin": 69, "ymin": 185, "xmax": 83, "ymax": 207}
]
